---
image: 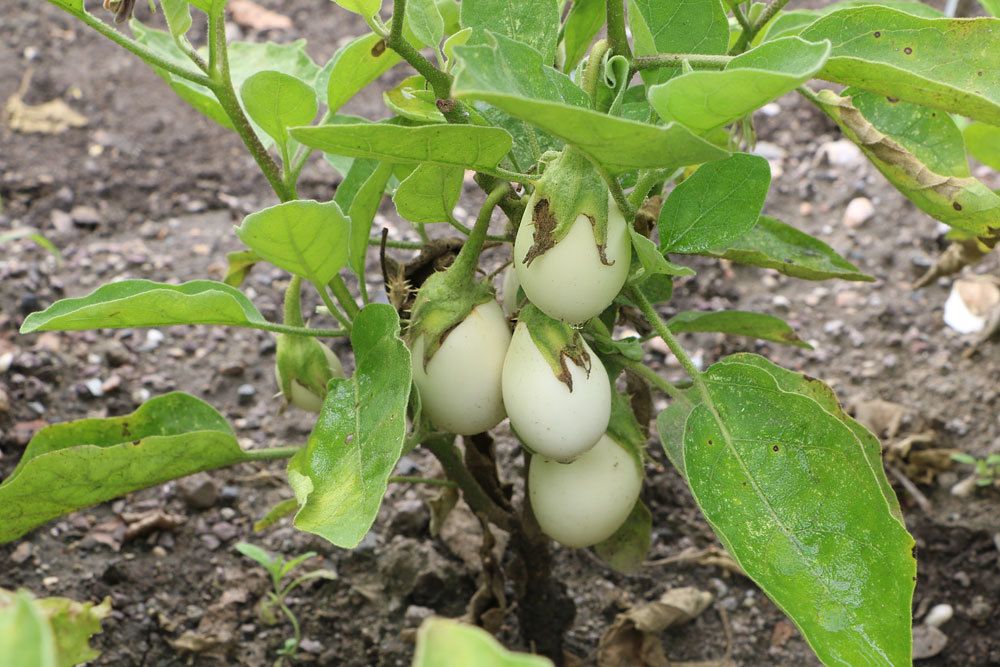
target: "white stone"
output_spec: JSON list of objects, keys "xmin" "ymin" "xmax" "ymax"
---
[{"xmin": 843, "ymin": 197, "xmax": 875, "ymax": 228}]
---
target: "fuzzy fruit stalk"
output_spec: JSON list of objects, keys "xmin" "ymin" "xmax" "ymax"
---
[
  {"xmin": 529, "ymin": 433, "xmax": 643, "ymax": 547},
  {"xmin": 502, "ymin": 304, "xmax": 611, "ymax": 461},
  {"xmin": 514, "ymin": 148, "xmax": 631, "ymax": 324},
  {"xmin": 408, "ymin": 185, "xmax": 513, "ymax": 435},
  {"xmin": 274, "ymin": 277, "xmax": 345, "ymax": 412}
]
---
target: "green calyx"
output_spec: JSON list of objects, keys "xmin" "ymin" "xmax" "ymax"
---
[
  {"xmin": 407, "ymin": 271, "xmax": 496, "ymax": 367},
  {"xmin": 519, "ymin": 303, "xmax": 593, "ymax": 391},
  {"xmin": 274, "ymin": 334, "xmax": 340, "ymax": 401},
  {"xmin": 607, "ymin": 390, "xmax": 647, "ymax": 474},
  {"xmin": 521, "ymin": 147, "xmax": 611, "ymax": 267}
]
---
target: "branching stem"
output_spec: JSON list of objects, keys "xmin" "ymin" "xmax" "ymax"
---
[{"xmin": 423, "ymin": 437, "xmax": 514, "ymax": 531}]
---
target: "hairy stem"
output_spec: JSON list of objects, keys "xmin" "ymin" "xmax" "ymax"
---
[
  {"xmin": 621, "ymin": 358, "xmax": 690, "ymax": 403},
  {"xmin": 329, "ymin": 275, "xmax": 361, "ymax": 318},
  {"xmin": 207, "ymin": 11, "xmax": 293, "ymax": 203},
  {"xmin": 448, "ymin": 183, "xmax": 510, "ymax": 285},
  {"xmin": 423, "ymin": 437, "xmax": 514, "ymax": 531},
  {"xmin": 633, "ymin": 52, "xmax": 734, "ymax": 70},
  {"xmin": 629, "ymin": 287, "xmax": 708, "ymax": 396},
  {"xmin": 606, "ymin": 0, "xmax": 633, "ymax": 60},
  {"xmin": 389, "ymin": 475, "xmax": 458, "ymax": 488},
  {"xmin": 731, "ymin": 0, "xmax": 791, "ymax": 53},
  {"xmin": 319, "ymin": 285, "xmax": 354, "ymax": 332},
  {"xmin": 283, "ymin": 276, "xmax": 305, "ymax": 327},
  {"xmin": 244, "ymin": 446, "xmax": 303, "ymax": 461}
]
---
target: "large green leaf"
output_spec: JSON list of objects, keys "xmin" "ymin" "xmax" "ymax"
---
[
  {"xmin": 408, "ymin": 0, "xmax": 445, "ymax": 48},
  {"xmin": 802, "ymin": 7, "xmax": 1000, "ymax": 125},
  {"xmin": 965, "ymin": 121, "xmax": 1000, "ymax": 171},
  {"xmin": 452, "ymin": 36, "xmax": 729, "ymax": 173},
  {"xmin": 30, "ymin": 593, "xmax": 111, "ymax": 667},
  {"xmin": 44, "ymin": 0, "xmax": 85, "ymax": 16},
  {"xmin": 347, "ymin": 162, "xmax": 394, "ymax": 278},
  {"xmin": 287, "ymin": 304, "xmax": 411, "ymax": 548},
  {"xmin": 680, "ymin": 355, "xmax": 914, "ymax": 665},
  {"xmin": 758, "ymin": 1, "xmax": 943, "ymax": 43},
  {"xmin": 813, "ymin": 89, "xmax": 1000, "ymax": 236},
  {"xmin": 460, "ymin": 0, "xmax": 560, "ymax": 64},
  {"xmin": 561, "ymin": 0, "xmax": 606, "ymax": 71},
  {"xmin": 235, "ymin": 200, "xmax": 351, "ymax": 286},
  {"xmin": 20, "ymin": 280, "xmax": 267, "ymax": 332},
  {"xmin": 331, "ymin": 0, "xmax": 381, "ymax": 18},
  {"xmin": 290, "ymin": 123, "xmax": 513, "ymax": 170},
  {"xmin": 0, "ymin": 393, "xmax": 248, "ymax": 543},
  {"xmin": 702, "ymin": 216, "xmax": 873, "ymax": 282},
  {"xmin": 319, "ymin": 32, "xmax": 402, "ymax": 112},
  {"xmin": 394, "ymin": 164, "xmax": 464, "ymax": 223},
  {"xmin": 982, "ymin": 0, "xmax": 1000, "ymax": 16},
  {"xmin": 648, "ymin": 37, "xmax": 831, "ymax": 132},
  {"xmin": 593, "ymin": 500, "xmax": 652, "ymax": 574},
  {"xmin": 160, "ymin": 0, "xmax": 193, "ymax": 37},
  {"xmin": 659, "ymin": 153, "xmax": 771, "ymax": 253},
  {"xmin": 240, "ymin": 71, "xmax": 318, "ymax": 150},
  {"xmin": 628, "ymin": 0, "xmax": 729, "ymax": 85},
  {"xmin": 414, "ymin": 618, "xmax": 553, "ymax": 667},
  {"xmin": 667, "ymin": 310, "xmax": 811, "ymax": 348}
]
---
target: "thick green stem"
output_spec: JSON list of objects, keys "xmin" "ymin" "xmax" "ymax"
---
[
  {"xmin": 244, "ymin": 445, "xmax": 303, "ymax": 461},
  {"xmin": 447, "ymin": 184, "xmax": 511, "ymax": 285},
  {"xmin": 78, "ymin": 11, "xmax": 214, "ymax": 87},
  {"xmin": 423, "ymin": 437, "xmax": 514, "ymax": 531},
  {"xmin": 633, "ymin": 52, "xmax": 734, "ymax": 70},
  {"xmin": 628, "ymin": 287, "xmax": 703, "ymax": 384},
  {"xmin": 207, "ymin": 11, "xmax": 293, "ymax": 203},
  {"xmin": 283, "ymin": 276, "xmax": 305, "ymax": 327},
  {"xmin": 627, "ymin": 169, "xmax": 670, "ymax": 211},
  {"xmin": 606, "ymin": 0, "xmax": 633, "ymax": 60},
  {"xmin": 622, "ymin": 358, "xmax": 690, "ymax": 404},
  {"xmin": 726, "ymin": 0, "xmax": 754, "ymax": 35},
  {"xmin": 329, "ymin": 275, "xmax": 361, "ymax": 318},
  {"xmin": 253, "ymin": 321, "xmax": 347, "ymax": 338}
]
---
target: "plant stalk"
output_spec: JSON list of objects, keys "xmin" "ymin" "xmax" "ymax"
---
[
  {"xmin": 447, "ymin": 183, "xmax": 511, "ymax": 285},
  {"xmin": 422, "ymin": 437, "xmax": 514, "ymax": 531},
  {"xmin": 244, "ymin": 446, "xmax": 303, "ymax": 461},
  {"xmin": 606, "ymin": 0, "xmax": 633, "ymax": 60},
  {"xmin": 329, "ymin": 275, "xmax": 361, "ymax": 318},
  {"xmin": 633, "ymin": 52, "xmax": 734, "ymax": 70}
]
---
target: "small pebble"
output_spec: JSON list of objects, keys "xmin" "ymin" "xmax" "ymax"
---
[
  {"xmin": 843, "ymin": 197, "xmax": 875, "ymax": 228},
  {"xmin": 237, "ymin": 384, "xmax": 256, "ymax": 405},
  {"xmin": 924, "ymin": 603, "xmax": 954, "ymax": 628}
]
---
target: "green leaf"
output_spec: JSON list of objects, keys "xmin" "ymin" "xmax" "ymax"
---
[
  {"xmin": 965, "ymin": 121, "xmax": 1000, "ymax": 171},
  {"xmin": 0, "ymin": 592, "xmax": 56, "ymax": 667},
  {"xmin": 813, "ymin": 89, "xmax": 999, "ymax": 237},
  {"xmin": 452, "ymin": 37, "xmax": 729, "ymax": 173},
  {"xmin": 347, "ymin": 162, "xmax": 394, "ymax": 278},
  {"xmin": 0, "ymin": 393, "xmax": 249, "ymax": 543},
  {"xmin": 320, "ymin": 32, "xmax": 402, "ymax": 112},
  {"xmin": 0, "ymin": 227, "xmax": 61, "ymax": 259},
  {"xmin": 35, "ymin": 595, "xmax": 112, "ymax": 667},
  {"xmin": 628, "ymin": 0, "xmax": 729, "ymax": 84},
  {"xmin": 161, "ymin": 0, "xmax": 193, "ymax": 37},
  {"xmin": 408, "ymin": 0, "xmax": 445, "ymax": 48},
  {"xmin": 982, "ymin": 0, "xmax": 1000, "ymax": 16},
  {"xmin": 682, "ymin": 355, "xmax": 914, "ymax": 665},
  {"xmin": 702, "ymin": 216, "xmax": 873, "ymax": 282},
  {"xmin": 758, "ymin": 1, "xmax": 944, "ymax": 42},
  {"xmin": 460, "ymin": 0, "xmax": 560, "ymax": 64},
  {"xmin": 667, "ymin": 310, "xmax": 811, "ymax": 348},
  {"xmin": 287, "ymin": 304, "xmax": 411, "ymax": 548},
  {"xmin": 659, "ymin": 153, "xmax": 771, "ymax": 253},
  {"xmin": 235, "ymin": 200, "xmax": 351, "ymax": 286},
  {"xmin": 235, "ymin": 542, "xmax": 280, "ymax": 575},
  {"xmin": 20, "ymin": 280, "xmax": 266, "ymax": 333},
  {"xmin": 223, "ymin": 250, "xmax": 260, "ymax": 287},
  {"xmin": 331, "ymin": 0, "xmax": 381, "ymax": 18},
  {"xmin": 802, "ymin": 7, "xmax": 1000, "ymax": 125},
  {"xmin": 240, "ymin": 71, "xmax": 318, "ymax": 150},
  {"xmin": 593, "ymin": 500, "xmax": 652, "ymax": 574},
  {"xmin": 290, "ymin": 123, "xmax": 513, "ymax": 170},
  {"xmin": 629, "ymin": 229, "xmax": 695, "ymax": 283},
  {"xmin": 648, "ymin": 37, "xmax": 831, "ymax": 132},
  {"xmin": 383, "ymin": 75, "xmax": 445, "ymax": 123},
  {"xmin": 561, "ymin": 0, "xmax": 606, "ymax": 71},
  {"xmin": 413, "ymin": 618, "xmax": 553, "ymax": 667},
  {"xmin": 394, "ymin": 164, "xmax": 464, "ymax": 223}
]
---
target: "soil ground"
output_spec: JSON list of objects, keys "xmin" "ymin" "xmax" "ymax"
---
[{"xmin": 1, "ymin": 1, "xmax": 999, "ymax": 665}]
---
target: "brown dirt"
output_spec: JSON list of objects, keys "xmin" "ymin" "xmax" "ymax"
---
[{"xmin": 2, "ymin": 1, "xmax": 999, "ymax": 665}]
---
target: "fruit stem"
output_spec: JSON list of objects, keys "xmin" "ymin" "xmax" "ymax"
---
[
  {"xmin": 628, "ymin": 286, "xmax": 703, "ymax": 384},
  {"xmin": 447, "ymin": 183, "xmax": 511, "ymax": 287},
  {"xmin": 283, "ymin": 276, "xmax": 305, "ymax": 327}
]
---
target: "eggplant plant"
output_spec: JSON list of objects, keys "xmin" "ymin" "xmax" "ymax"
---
[{"xmin": 5, "ymin": 0, "xmax": 1000, "ymax": 664}]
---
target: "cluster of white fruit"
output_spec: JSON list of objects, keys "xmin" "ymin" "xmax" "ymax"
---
[{"xmin": 411, "ymin": 189, "xmax": 643, "ymax": 549}]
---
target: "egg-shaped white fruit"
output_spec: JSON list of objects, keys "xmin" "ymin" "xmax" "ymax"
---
[
  {"xmin": 411, "ymin": 300, "xmax": 512, "ymax": 435},
  {"xmin": 502, "ymin": 321, "xmax": 611, "ymax": 461},
  {"xmin": 276, "ymin": 341, "xmax": 344, "ymax": 413},
  {"xmin": 514, "ymin": 194, "xmax": 631, "ymax": 324},
  {"xmin": 529, "ymin": 434, "xmax": 643, "ymax": 548}
]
